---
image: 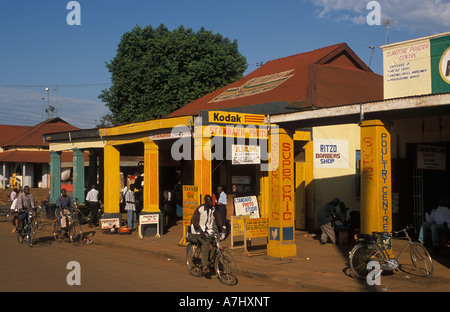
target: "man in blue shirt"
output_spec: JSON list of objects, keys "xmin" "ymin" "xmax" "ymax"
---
[{"xmin": 56, "ymin": 188, "xmax": 75, "ymax": 228}]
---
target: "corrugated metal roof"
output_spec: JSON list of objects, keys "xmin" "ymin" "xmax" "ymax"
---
[
  {"xmin": 167, "ymin": 43, "xmax": 382, "ymax": 118},
  {"xmin": 0, "ymin": 150, "xmax": 84, "ymax": 163},
  {"xmin": 1, "ymin": 118, "xmax": 79, "ymax": 148}
]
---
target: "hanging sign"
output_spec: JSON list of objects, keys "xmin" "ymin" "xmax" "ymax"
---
[
  {"xmin": 417, "ymin": 145, "xmax": 446, "ymax": 170},
  {"xmin": 232, "ymin": 144, "xmax": 261, "ymax": 165}
]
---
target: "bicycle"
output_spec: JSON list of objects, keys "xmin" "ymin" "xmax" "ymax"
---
[
  {"xmin": 53, "ymin": 209, "xmax": 83, "ymax": 246},
  {"xmin": 16, "ymin": 209, "xmax": 36, "ymax": 247},
  {"xmin": 349, "ymin": 225, "xmax": 433, "ymax": 279},
  {"xmin": 32, "ymin": 204, "xmax": 45, "ymax": 230},
  {"xmin": 186, "ymin": 230, "xmax": 237, "ymax": 286},
  {"xmin": 74, "ymin": 199, "xmax": 103, "ymax": 225}
]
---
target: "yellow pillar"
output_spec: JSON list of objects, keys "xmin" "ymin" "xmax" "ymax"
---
[
  {"xmin": 103, "ymin": 144, "xmax": 121, "ymax": 215},
  {"xmin": 267, "ymin": 128, "xmax": 297, "ymax": 259},
  {"xmin": 293, "ymin": 131, "xmax": 313, "ymax": 230},
  {"xmin": 360, "ymin": 120, "xmax": 392, "ymax": 236},
  {"xmin": 259, "ymin": 173, "xmax": 269, "ymax": 218},
  {"xmin": 143, "ymin": 140, "xmax": 159, "ymax": 213},
  {"xmin": 194, "ymin": 133, "xmax": 211, "ymax": 200}
]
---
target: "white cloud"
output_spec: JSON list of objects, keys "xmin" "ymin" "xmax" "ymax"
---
[{"xmin": 307, "ymin": 0, "xmax": 450, "ymax": 34}]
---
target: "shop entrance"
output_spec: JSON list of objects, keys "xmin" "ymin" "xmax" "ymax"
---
[
  {"xmin": 395, "ymin": 142, "xmax": 450, "ymax": 230},
  {"xmin": 210, "ymin": 137, "xmax": 266, "ymax": 222}
]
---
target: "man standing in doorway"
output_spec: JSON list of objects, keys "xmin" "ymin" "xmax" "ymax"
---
[
  {"xmin": 215, "ymin": 185, "xmax": 228, "ymax": 234},
  {"xmin": 86, "ymin": 184, "xmax": 100, "ymax": 228},
  {"xmin": 317, "ymin": 198, "xmax": 340, "ymax": 245},
  {"xmin": 125, "ymin": 184, "xmax": 137, "ymax": 230}
]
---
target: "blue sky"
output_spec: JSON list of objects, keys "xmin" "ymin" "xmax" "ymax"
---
[{"xmin": 1, "ymin": 0, "xmax": 449, "ymax": 128}]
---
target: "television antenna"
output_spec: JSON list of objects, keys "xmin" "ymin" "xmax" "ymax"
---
[{"xmin": 383, "ymin": 19, "xmax": 391, "ymax": 44}]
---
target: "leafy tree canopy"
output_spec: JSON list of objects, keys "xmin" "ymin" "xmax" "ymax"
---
[{"xmin": 98, "ymin": 24, "xmax": 248, "ymax": 125}]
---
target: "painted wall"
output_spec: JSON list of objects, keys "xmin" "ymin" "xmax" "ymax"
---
[{"xmin": 310, "ymin": 123, "xmax": 361, "ymax": 228}]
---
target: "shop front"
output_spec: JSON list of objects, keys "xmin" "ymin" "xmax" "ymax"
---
[{"xmin": 186, "ymin": 111, "xmax": 298, "ymax": 258}]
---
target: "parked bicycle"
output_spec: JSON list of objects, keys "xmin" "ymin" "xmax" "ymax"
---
[
  {"xmin": 74, "ymin": 198, "xmax": 103, "ymax": 225},
  {"xmin": 349, "ymin": 225, "xmax": 433, "ymax": 279},
  {"xmin": 16, "ymin": 209, "xmax": 36, "ymax": 247},
  {"xmin": 186, "ymin": 229, "xmax": 237, "ymax": 286},
  {"xmin": 53, "ymin": 209, "xmax": 83, "ymax": 246}
]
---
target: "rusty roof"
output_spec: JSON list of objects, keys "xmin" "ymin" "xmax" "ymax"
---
[
  {"xmin": 167, "ymin": 43, "xmax": 383, "ymax": 118},
  {"xmin": 0, "ymin": 150, "xmax": 84, "ymax": 164},
  {"xmin": 1, "ymin": 117, "xmax": 79, "ymax": 148}
]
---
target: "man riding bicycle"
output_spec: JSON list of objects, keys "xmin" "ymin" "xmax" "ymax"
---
[
  {"xmin": 11, "ymin": 186, "xmax": 35, "ymax": 233},
  {"xmin": 190, "ymin": 195, "xmax": 226, "ymax": 274},
  {"xmin": 56, "ymin": 189, "xmax": 75, "ymax": 229}
]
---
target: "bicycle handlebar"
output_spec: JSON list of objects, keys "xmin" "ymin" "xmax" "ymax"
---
[{"xmin": 357, "ymin": 224, "xmax": 415, "ymax": 242}]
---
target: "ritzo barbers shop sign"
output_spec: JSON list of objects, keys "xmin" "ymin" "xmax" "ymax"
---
[{"xmin": 313, "ymin": 139, "xmax": 349, "ymax": 168}]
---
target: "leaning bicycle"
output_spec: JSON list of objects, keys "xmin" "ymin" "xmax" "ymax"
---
[
  {"xmin": 186, "ymin": 230, "xmax": 237, "ymax": 286},
  {"xmin": 349, "ymin": 225, "xmax": 433, "ymax": 279},
  {"xmin": 53, "ymin": 209, "xmax": 83, "ymax": 246}
]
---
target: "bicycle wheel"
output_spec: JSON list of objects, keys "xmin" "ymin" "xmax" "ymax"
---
[
  {"xmin": 16, "ymin": 220, "xmax": 25, "ymax": 244},
  {"xmin": 34, "ymin": 211, "xmax": 44, "ymax": 230},
  {"xmin": 186, "ymin": 243, "xmax": 202, "ymax": 277},
  {"xmin": 349, "ymin": 243, "xmax": 385, "ymax": 279},
  {"xmin": 215, "ymin": 249, "xmax": 237, "ymax": 286},
  {"xmin": 410, "ymin": 242, "xmax": 433, "ymax": 277},
  {"xmin": 53, "ymin": 221, "xmax": 64, "ymax": 242},
  {"xmin": 27, "ymin": 222, "xmax": 36, "ymax": 247},
  {"xmin": 17, "ymin": 226, "xmax": 25, "ymax": 244},
  {"xmin": 70, "ymin": 223, "xmax": 83, "ymax": 246}
]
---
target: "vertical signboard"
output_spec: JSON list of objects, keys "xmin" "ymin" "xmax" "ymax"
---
[
  {"xmin": 182, "ymin": 185, "xmax": 200, "ymax": 226},
  {"xmin": 360, "ymin": 120, "xmax": 392, "ymax": 245},
  {"xmin": 267, "ymin": 128, "xmax": 296, "ymax": 259}
]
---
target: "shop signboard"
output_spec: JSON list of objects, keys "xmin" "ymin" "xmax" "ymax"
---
[
  {"xmin": 232, "ymin": 144, "xmax": 261, "ymax": 165},
  {"xmin": 382, "ymin": 32, "xmax": 450, "ymax": 99},
  {"xmin": 100, "ymin": 218, "xmax": 120, "ymax": 230},
  {"xmin": 139, "ymin": 213, "xmax": 160, "ymax": 237},
  {"xmin": 417, "ymin": 145, "xmax": 446, "ymax": 170},
  {"xmin": 233, "ymin": 196, "xmax": 260, "ymax": 218},
  {"xmin": 313, "ymin": 139, "xmax": 349, "ymax": 168},
  {"xmin": 182, "ymin": 185, "xmax": 200, "ymax": 226}
]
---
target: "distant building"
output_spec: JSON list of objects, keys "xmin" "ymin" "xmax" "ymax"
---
[{"xmin": 0, "ymin": 117, "xmax": 83, "ymax": 189}]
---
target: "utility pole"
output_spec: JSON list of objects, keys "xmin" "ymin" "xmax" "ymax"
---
[{"xmin": 369, "ymin": 46, "xmax": 375, "ymax": 68}]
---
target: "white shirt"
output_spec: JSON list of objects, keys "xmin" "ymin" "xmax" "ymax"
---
[
  {"xmin": 429, "ymin": 206, "xmax": 450, "ymax": 226},
  {"xmin": 10, "ymin": 198, "xmax": 18, "ymax": 212},
  {"xmin": 217, "ymin": 191, "xmax": 227, "ymax": 205},
  {"xmin": 124, "ymin": 190, "xmax": 136, "ymax": 211},
  {"xmin": 86, "ymin": 189, "xmax": 99, "ymax": 202}
]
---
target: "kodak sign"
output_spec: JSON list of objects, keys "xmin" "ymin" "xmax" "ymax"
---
[{"xmin": 206, "ymin": 111, "xmax": 265, "ymax": 125}]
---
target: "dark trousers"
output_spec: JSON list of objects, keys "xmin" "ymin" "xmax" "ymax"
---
[{"xmin": 88, "ymin": 201, "xmax": 100, "ymax": 226}]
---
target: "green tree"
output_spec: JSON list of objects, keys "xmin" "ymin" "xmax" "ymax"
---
[{"xmin": 99, "ymin": 24, "xmax": 247, "ymax": 124}]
